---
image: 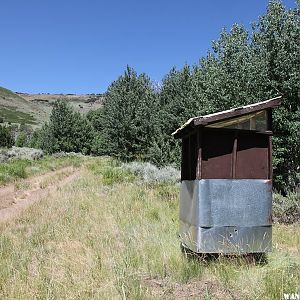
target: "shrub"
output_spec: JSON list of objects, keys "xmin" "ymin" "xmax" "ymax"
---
[
  {"xmin": 15, "ymin": 132, "xmax": 27, "ymax": 147},
  {"xmin": 7, "ymin": 161, "xmax": 28, "ymax": 178},
  {"xmin": 123, "ymin": 161, "xmax": 180, "ymax": 184},
  {"xmin": 0, "ymin": 159, "xmax": 31, "ymax": 183},
  {"xmin": 273, "ymin": 192, "xmax": 300, "ymax": 224},
  {"xmin": 0, "ymin": 147, "xmax": 44, "ymax": 162},
  {"xmin": 51, "ymin": 151, "xmax": 83, "ymax": 158}
]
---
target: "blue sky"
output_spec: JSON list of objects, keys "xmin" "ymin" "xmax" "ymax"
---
[{"xmin": 0, "ymin": 0, "xmax": 296, "ymax": 94}]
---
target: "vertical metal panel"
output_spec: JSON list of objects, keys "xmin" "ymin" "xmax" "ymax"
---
[
  {"xmin": 179, "ymin": 180, "xmax": 199, "ymax": 226},
  {"xmin": 196, "ymin": 131, "xmax": 202, "ymax": 179},
  {"xmin": 232, "ymin": 134, "xmax": 237, "ymax": 178},
  {"xmin": 190, "ymin": 133, "xmax": 197, "ymax": 180},
  {"xmin": 181, "ymin": 134, "xmax": 198, "ymax": 181},
  {"xmin": 181, "ymin": 137, "xmax": 189, "ymax": 180},
  {"xmin": 268, "ymin": 135, "xmax": 273, "ymax": 179},
  {"xmin": 180, "ymin": 138, "xmax": 184, "ymax": 180},
  {"xmin": 236, "ymin": 133, "xmax": 269, "ymax": 179},
  {"xmin": 201, "ymin": 130, "xmax": 235, "ymax": 179},
  {"xmin": 188, "ymin": 136, "xmax": 192, "ymax": 179}
]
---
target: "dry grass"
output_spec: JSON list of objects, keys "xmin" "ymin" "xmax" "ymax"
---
[
  {"xmin": 38, "ymin": 169, "xmax": 75, "ymax": 189},
  {"xmin": 0, "ymin": 157, "xmax": 299, "ymax": 299}
]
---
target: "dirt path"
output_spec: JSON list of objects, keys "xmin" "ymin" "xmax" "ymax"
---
[{"xmin": 0, "ymin": 166, "xmax": 82, "ymax": 222}]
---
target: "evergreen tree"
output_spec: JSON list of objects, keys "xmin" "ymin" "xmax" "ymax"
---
[
  {"xmin": 36, "ymin": 100, "xmax": 94, "ymax": 154},
  {"xmin": 149, "ymin": 66, "xmax": 195, "ymax": 166},
  {"xmin": 99, "ymin": 66, "xmax": 157, "ymax": 161},
  {"xmin": 87, "ymin": 108, "xmax": 107, "ymax": 155}
]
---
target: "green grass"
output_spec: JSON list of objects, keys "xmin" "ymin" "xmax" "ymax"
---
[
  {"xmin": 87, "ymin": 158, "xmax": 136, "ymax": 185},
  {"xmin": 0, "ymin": 86, "xmax": 43, "ymax": 127},
  {"xmin": 0, "ymin": 87, "xmax": 35, "ymax": 105},
  {"xmin": 0, "ymin": 155, "xmax": 83, "ymax": 186},
  {"xmin": 0, "ymin": 87, "xmax": 18, "ymax": 98},
  {"xmin": 0, "ymin": 160, "xmax": 31, "ymax": 184},
  {"xmin": 0, "ymin": 156, "xmax": 299, "ymax": 299},
  {"xmin": 0, "ymin": 105, "xmax": 36, "ymax": 125}
]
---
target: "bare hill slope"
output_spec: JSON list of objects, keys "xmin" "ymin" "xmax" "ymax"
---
[{"xmin": 0, "ymin": 87, "xmax": 103, "ymax": 127}]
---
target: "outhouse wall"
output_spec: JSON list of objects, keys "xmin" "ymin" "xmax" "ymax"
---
[{"xmin": 181, "ymin": 127, "xmax": 272, "ymax": 181}]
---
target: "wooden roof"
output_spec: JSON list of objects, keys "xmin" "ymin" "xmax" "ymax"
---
[{"xmin": 172, "ymin": 96, "xmax": 282, "ymax": 139}]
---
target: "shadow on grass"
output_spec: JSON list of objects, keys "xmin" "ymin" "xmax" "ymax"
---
[{"xmin": 180, "ymin": 243, "xmax": 268, "ymax": 265}]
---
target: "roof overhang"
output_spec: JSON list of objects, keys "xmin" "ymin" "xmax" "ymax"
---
[{"xmin": 172, "ymin": 96, "xmax": 282, "ymax": 139}]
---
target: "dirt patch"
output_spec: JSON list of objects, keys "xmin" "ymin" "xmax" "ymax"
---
[
  {"xmin": 143, "ymin": 276, "xmax": 240, "ymax": 300},
  {"xmin": 171, "ymin": 279, "xmax": 239, "ymax": 300},
  {"xmin": 0, "ymin": 185, "xmax": 16, "ymax": 209},
  {"xmin": 0, "ymin": 166, "xmax": 81, "ymax": 222}
]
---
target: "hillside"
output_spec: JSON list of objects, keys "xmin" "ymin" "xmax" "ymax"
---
[
  {"xmin": 0, "ymin": 87, "xmax": 104, "ymax": 127},
  {"xmin": 0, "ymin": 87, "xmax": 42, "ymax": 126}
]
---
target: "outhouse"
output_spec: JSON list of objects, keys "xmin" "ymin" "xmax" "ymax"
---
[{"xmin": 172, "ymin": 96, "xmax": 281, "ymax": 254}]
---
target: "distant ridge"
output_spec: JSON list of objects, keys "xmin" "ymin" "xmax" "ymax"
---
[{"xmin": 0, "ymin": 87, "xmax": 103, "ymax": 127}]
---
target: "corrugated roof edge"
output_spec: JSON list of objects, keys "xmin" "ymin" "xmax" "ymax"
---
[{"xmin": 172, "ymin": 95, "xmax": 282, "ymax": 138}]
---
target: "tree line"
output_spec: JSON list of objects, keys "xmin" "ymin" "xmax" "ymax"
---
[{"xmin": 1, "ymin": 0, "xmax": 299, "ymax": 193}]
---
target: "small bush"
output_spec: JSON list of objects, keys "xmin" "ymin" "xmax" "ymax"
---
[
  {"xmin": 123, "ymin": 161, "xmax": 180, "ymax": 184},
  {"xmin": 15, "ymin": 132, "xmax": 27, "ymax": 147},
  {"xmin": 0, "ymin": 160, "xmax": 31, "ymax": 184},
  {"xmin": 273, "ymin": 192, "xmax": 300, "ymax": 224},
  {"xmin": 0, "ymin": 147, "xmax": 43, "ymax": 162},
  {"xmin": 8, "ymin": 161, "xmax": 28, "ymax": 178},
  {"xmin": 51, "ymin": 151, "xmax": 83, "ymax": 158}
]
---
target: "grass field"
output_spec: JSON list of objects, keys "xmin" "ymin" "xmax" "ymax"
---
[{"xmin": 0, "ymin": 157, "xmax": 299, "ymax": 299}]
